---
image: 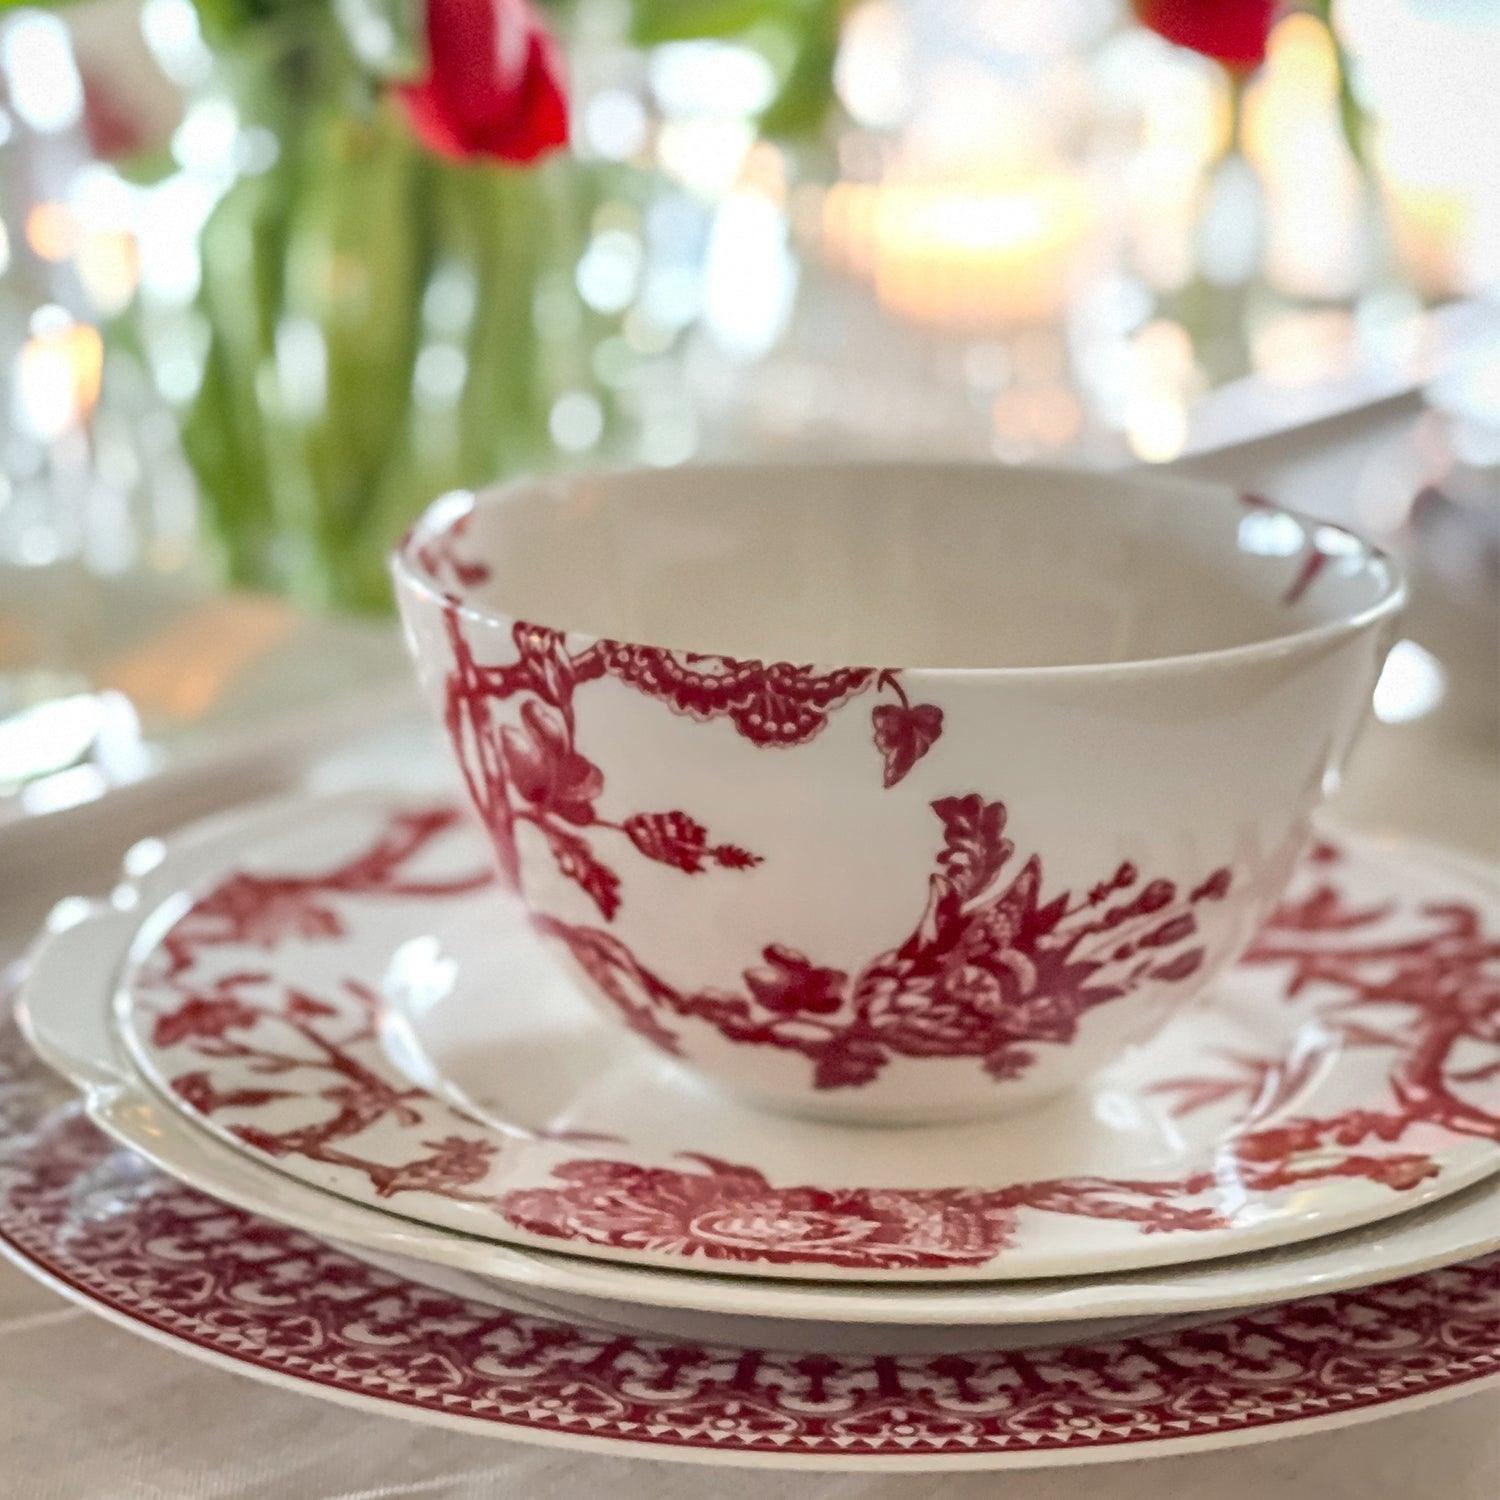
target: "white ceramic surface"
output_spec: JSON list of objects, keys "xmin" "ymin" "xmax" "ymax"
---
[
  {"xmin": 335, "ymin": 1242, "xmax": 1210, "ymax": 1355},
  {"xmin": 82, "ymin": 787, "xmax": 1500, "ymax": 1281},
  {"xmin": 393, "ymin": 463, "xmax": 1404, "ymax": 1123},
  {"xmin": 16, "ymin": 786, "xmax": 1499, "ymax": 1331},
  {"xmin": 3, "ymin": 1010, "xmax": 1496, "ymax": 1471}
]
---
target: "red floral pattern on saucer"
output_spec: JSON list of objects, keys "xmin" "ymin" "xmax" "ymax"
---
[
  {"xmin": 117, "ymin": 797, "xmax": 1500, "ymax": 1277},
  {"xmin": 496, "ymin": 1154, "xmax": 1234, "ymax": 1269},
  {"xmin": 1, "ymin": 1014, "xmax": 1496, "ymax": 1469}
]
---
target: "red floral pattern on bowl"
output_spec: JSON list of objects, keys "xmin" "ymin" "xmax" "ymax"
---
[{"xmin": 392, "ymin": 469, "xmax": 1402, "ymax": 1122}]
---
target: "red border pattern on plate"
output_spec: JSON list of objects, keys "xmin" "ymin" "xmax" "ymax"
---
[{"xmin": 1, "ymin": 1014, "xmax": 1497, "ymax": 1465}]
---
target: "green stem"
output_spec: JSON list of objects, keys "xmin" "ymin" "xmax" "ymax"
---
[{"xmin": 1305, "ymin": 0, "xmax": 1366, "ymax": 167}]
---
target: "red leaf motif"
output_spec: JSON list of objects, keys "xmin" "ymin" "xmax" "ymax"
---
[
  {"xmin": 543, "ymin": 825, "xmax": 621, "ymax": 920},
  {"xmin": 1259, "ymin": 884, "xmax": 1387, "ymax": 937},
  {"xmin": 511, "ymin": 621, "xmax": 575, "ymax": 705},
  {"xmin": 1150, "ymin": 1076, "xmax": 1251, "ymax": 1117},
  {"xmin": 172, "ymin": 1072, "xmax": 293, "ymax": 1114},
  {"xmin": 230, "ymin": 1124, "xmax": 292, "ymax": 1157},
  {"xmin": 624, "ymin": 810, "xmax": 708, "ymax": 870},
  {"xmin": 1029, "ymin": 889, "xmax": 1071, "ymax": 939},
  {"xmin": 1364, "ymin": 1157, "xmax": 1441, "ymax": 1191},
  {"xmin": 872, "ymin": 701, "xmax": 944, "ymax": 788},
  {"xmin": 1140, "ymin": 914, "xmax": 1196, "ymax": 950},
  {"xmin": 413, "ymin": 514, "xmax": 491, "ymax": 589},
  {"xmin": 286, "ymin": 991, "xmax": 339, "ymax": 1020},
  {"xmin": 153, "ymin": 996, "xmax": 261, "ymax": 1048},
  {"xmin": 894, "ymin": 876, "xmax": 965, "ymax": 962},
  {"xmin": 170, "ymin": 1072, "xmax": 216, "ymax": 1113},
  {"xmin": 220, "ymin": 1087, "xmax": 291, "ymax": 1110},
  {"xmin": 966, "ymin": 855, "xmax": 1043, "ymax": 955},
  {"xmin": 624, "ymin": 812, "xmax": 763, "ymax": 875},
  {"xmin": 1150, "ymin": 949, "xmax": 1204, "ymax": 983},
  {"xmin": 931, "ymin": 795, "xmax": 1013, "ymax": 902},
  {"xmin": 1137, "ymin": 879, "xmax": 1175, "ymax": 914},
  {"xmin": 185, "ymin": 875, "xmax": 344, "ymax": 953},
  {"xmin": 1089, "ymin": 862, "xmax": 1139, "ymax": 905}
]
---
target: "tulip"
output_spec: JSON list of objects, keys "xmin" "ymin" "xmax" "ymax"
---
[
  {"xmin": 1134, "ymin": 0, "xmax": 1278, "ymax": 70},
  {"xmin": 396, "ymin": 0, "xmax": 568, "ymax": 163}
]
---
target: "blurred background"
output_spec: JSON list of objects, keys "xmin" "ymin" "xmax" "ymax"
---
[{"xmin": 0, "ymin": 0, "xmax": 1496, "ymax": 845}]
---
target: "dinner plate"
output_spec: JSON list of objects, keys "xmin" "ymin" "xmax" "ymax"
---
[
  {"xmin": 3, "ymin": 1003, "xmax": 1495, "ymax": 1471},
  {"xmin": 111, "ymin": 790, "xmax": 1500, "ymax": 1280}
]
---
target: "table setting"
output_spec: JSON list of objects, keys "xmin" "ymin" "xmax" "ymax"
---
[
  {"xmin": 1, "ymin": 0, "xmax": 1497, "ymax": 1496},
  {"xmin": 4, "ymin": 450, "xmax": 1496, "ymax": 1488}
]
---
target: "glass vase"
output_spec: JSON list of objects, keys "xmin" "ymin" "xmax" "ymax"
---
[{"xmin": 178, "ymin": 11, "xmax": 622, "ymax": 612}]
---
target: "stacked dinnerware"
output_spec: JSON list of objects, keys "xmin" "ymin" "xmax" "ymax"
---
[{"xmin": 10, "ymin": 463, "xmax": 1497, "ymax": 1471}]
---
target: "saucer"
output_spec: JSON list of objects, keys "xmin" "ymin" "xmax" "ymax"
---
[
  {"xmin": 21, "ymin": 853, "xmax": 1499, "ymax": 1327},
  {"xmin": 115, "ymin": 791, "xmax": 1500, "ymax": 1281},
  {"xmin": 2, "ymin": 1007, "xmax": 1496, "ymax": 1470}
]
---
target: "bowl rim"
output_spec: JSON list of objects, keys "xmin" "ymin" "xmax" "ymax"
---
[{"xmin": 390, "ymin": 459, "xmax": 1408, "ymax": 681}]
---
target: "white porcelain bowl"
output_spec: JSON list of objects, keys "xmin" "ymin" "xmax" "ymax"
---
[{"xmin": 392, "ymin": 461, "xmax": 1404, "ymax": 1124}]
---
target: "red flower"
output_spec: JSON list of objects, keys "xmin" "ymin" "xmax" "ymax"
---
[
  {"xmin": 396, "ymin": 0, "xmax": 568, "ymax": 164},
  {"xmin": 745, "ymin": 945, "xmax": 848, "ymax": 1017},
  {"xmin": 500, "ymin": 699, "xmax": 602, "ymax": 825},
  {"xmin": 1134, "ymin": 0, "xmax": 1278, "ymax": 70},
  {"xmin": 500, "ymin": 1156, "xmax": 1019, "ymax": 1268}
]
